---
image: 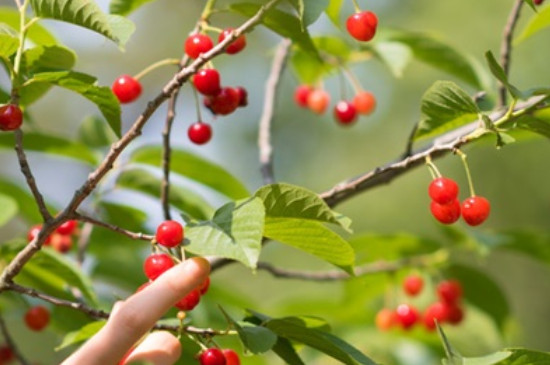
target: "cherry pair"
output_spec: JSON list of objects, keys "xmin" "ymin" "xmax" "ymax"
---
[
  {"xmin": 199, "ymin": 348, "xmax": 240, "ymax": 365},
  {"xmin": 185, "ymin": 28, "xmax": 247, "ymax": 60},
  {"xmin": 27, "ymin": 219, "xmax": 79, "ymax": 253}
]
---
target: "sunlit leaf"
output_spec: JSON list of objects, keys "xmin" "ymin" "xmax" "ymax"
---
[
  {"xmin": 109, "ymin": 0, "xmax": 156, "ymax": 16},
  {"xmin": 485, "ymin": 51, "xmax": 523, "ymax": 100},
  {"xmin": 56, "ymin": 321, "xmax": 105, "ymax": 350},
  {"xmin": 515, "ymin": 5, "xmax": 550, "ymax": 44},
  {"xmin": 23, "ymin": 45, "xmax": 76, "ymax": 73},
  {"xmin": 0, "ymin": 7, "xmax": 58, "ymax": 45}
]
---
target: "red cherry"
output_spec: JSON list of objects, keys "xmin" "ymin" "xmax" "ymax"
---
[
  {"xmin": 307, "ymin": 89, "xmax": 330, "ymax": 114},
  {"xmin": 352, "ymin": 91, "xmax": 376, "ymax": 115},
  {"xmin": 346, "ymin": 11, "xmax": 378, "ymax": 42},
  {"xmin": 193, "ymin": 69, "xmax": 221, "ymax": 96},
  {"xmin": 112, "ymin": 75, "xmax": 142, "ymax": 104},
  {"xmin": 185, "ymin": 34, "xmax": 214, "ymax": 59},
  {"xmin": 24, "ymin": 306, "xmax": 50, "ymax": 331},
  {"xmin": 218, "ymin": 28, "xmax": 247, "ymax": 55},
  {"xmin": 144, "ymin": 253, "xmax": 174, "ymax": 280},
  {"xmin": 294, "ymin": 85, "xmax": 312, "ymax": 108},
  {"xmin": 403, "ymin": 274, "xmax": 424, "ymax": 296},
  {"xmin": 188, "ymin": 122, "xmax": 212, "ymax": 145},
  {"xmin": 534, "ymin": 0, "xmax": 544, "ymax": 4},
  {"xmin": 375, "ymin": 308, "xmax": 396, "ymax": 331},
  {"xmin": 199, "ymin": 348, "xmax": 227, "ymax": 365},
  {"xmin": 437, "ymin": 280, "xmax": 463, "ymax": 305},
  {"xmin": 235, "ymin": 87, "xmax": 248, "ymax": 107},
  {"xmin": 395, "ymin": 304, "xmax": 419, "ymax": 330},
  {"xmin": 423, "ymin": 302, "xmax": 449, "ymax": 331},
  {"xmin": 50, "ymin": 233, "xmax": 73, "ymax": 253},
  {"xmin": 175, "ymin": 289, "xmax": 201, "ymax": 311},
  {"xmin": 446, "ymin": 304, "xmax": 465, "ymax": 325},
  {"xmin": 207, "ymin": 87, "xmax": 240, "ymax": 115},
  {"xmin": 0, "ymin": 104, "xmax": 23, "ymax": 131},
  {"xmin": 155, "ymin": 220, "xmax": 184, "ymax": 248},
  {"xmin": 461, "ymin": 196, "xmax": 490, "ymax": 226},
  {"xmin": 56, "ymin": 220, "xmax": 78, "ymax": 235},
  {"xmin": 0, "ymin": 345, "xmax": 14, "ymax": 363},
  {"xmin": 334, "ymin": 101, "xmax": 357, "ymax": 125},
  {"xmin": 197, "ymin": 276, "xmax": 210, "ymax": 295},
  {"xmin": 429, "ymin": 177, "xmax": 459, "ymax": 205},
  {"xmin": 27, "ymin": 224, "xmax": 52, "ymax": 245},
  {"xmin": 222, "ymin": 349, "xmax": 240, "ymax": 365},
  {"xmin": 430, "ymin": 199, "xmax": 461, "ymax": 224}
]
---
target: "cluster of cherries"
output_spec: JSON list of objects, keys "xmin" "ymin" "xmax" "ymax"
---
[
  {"xmin": 376, "ymin": 275, "xmax": 465, "ymax": 332},
  {"xmin": 429, "ymin": 177, "xmax": 491, "ymax": 226},
  {"xmin": 27, "ymin": 219, "xmax": 79, "ymax": 253},
  {"xmin": 0, "ymin": 104, "xmax": 23, "ymax": 132},
  {"xmin": 140, "ymin": 221, "xmax": 241, "ymax": 364},
  {"xmin": 111, "ymin": 28, "xmax": 249, "ymax": 146}
]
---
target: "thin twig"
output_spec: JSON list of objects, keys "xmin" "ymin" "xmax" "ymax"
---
[
  {"xmin": 161, "ymin": 90, "xmax": 179, "ymax": 221},
  {"xmin": 258, "ymin": 38, "xmax": 292, "ymax": 184},
  {"xmin": 0, "ymin": 314, "xmax": 29, "ymax": 365},
  {"xmin": 74, "ymin": 213, "xmax": 154, "ymax": 242},
  {"xmin": 13, "ymin": 130, "xmax": 52, "ymax": 222},
  {"xmin": 76, "ymin": 222, "xmax": 94, "ymax": 267},
  {"xmin": 498, "ymin": 0, "xmax": 524, "ymax": 107}
]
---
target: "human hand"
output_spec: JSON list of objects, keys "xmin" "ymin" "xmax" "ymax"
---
[{"xmin": 62, "ymin": 257, "xmax": 211, "ymax": 365}]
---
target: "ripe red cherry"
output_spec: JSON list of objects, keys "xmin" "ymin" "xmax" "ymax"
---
[
  {"xmin": 185, "ymin": 33, "xmax": 214, "ymax": 59},
  {"xmin": 346, "ymin": 11, "xmax": 378, "ymax": 42},
  {"xmin": 112, "ymin": 75, "xmax": 142, "ymax": 104},
  {"xmin": 188, "ymin": 122, "xmax": 212, "ymax": 145},
  {"xmin": 0, "ymin": 345, "xmax": 14, "ymax": 363},
  {"xmin": 446, "ymin": 304, "xmax": 465, "ymax": 325},
  {"xmin": 534, "ymin": 0, "xmax": 544, "ymax": 4},
  {"xmin": 429, "ymin": 177, "xmax": 459, "ymax": 204},
  {"xmin": 222, "ymin": 349, "xmax": 240, "ymax": 365},
  {"xmin": 437, "ymin": 280, "xmax": 463, "ymax": 305},
  {"xmin": 395, "ymin": 304, "xmax": 419, "ymax": 330},
  {"xmin": 155, "ymin": 220, "xmax": 184, "ymax": 248},
  {"xmin": 207, "ymin": 87, "xmax": 240, "ymax": 115},
  {"xmin": 403, "ymin": 274, "xmax": 424, "ymax": 296},
  {"xmin": 294, "ymin": 85, "xmax": 312, "ymax": 108},
  {"xmin": 0, "ymin": 104, "xmax": 23, "ymax": 131},
  {"xmin": 56, "ymin": 219, "xmax": 78, "ymax": 235},
  {"xmin": 423, "ymin": 302, "xmax": 449, "ymax": 331},
  {"xmin": 175, "ymin": 289, "xmax": 201, "ymax": 311},
  {"xmin": 307, "ymin": 89, "xmax": 330, "ymax": 114},
  {"xmin": 375, "ymin": 308, "xmax": 396, "ymax": 331},
  {"xmin": 461, "ymin": 196, "xmax": 490, "ymax": 226},
  {"xmin": 24, "ymin": 305, "xmax": 50, "ymax": 331},
  {"xmin": 235, "ymin": 87, "xmax": 248, "ymax": 107},
  {"xmin": 51, "ymin": 233, "xmax": 73, "ymax": 253},
  {"xmin": 144, "ymin": 253, "xmax": 174, "ymax": 280},
  {"xmin": 334, "ymin": 101, "xmax": 357, "ymax": 125},
  {"xmin": 352, "ymin": 91, "xmax": 376, "ymax": 115},
  {"xmin": 193, "ymin": 69, "xmax": 221, "ymax": 96},
  {"xmin": 218, "ymin": 28, "xmax": 247, "ymax": 55},
  {"xmin": 430, "ymin": 199, "xmax": 461, "ymax": 224},
  {"xmin": 199, "ymin": 348, "xmax": 227, "ymax": 365},
  {"xmin": 198, "ymin": 276, "xmax": 211, "ymax": 295},
  {"xmin": 27, "ymin": 224, "xmax": 52, "ymax": 245}
]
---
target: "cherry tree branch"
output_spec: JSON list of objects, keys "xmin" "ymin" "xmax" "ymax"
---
[
  {"xmin": 258, "ymin": 38, "xmax": 292, "ymax": 184},
  {"xmin": 0, "ymin": 314, "xmax": 29, "ymax": 365},
  {"xmin": 161, "ymin": 90, "xmax": 179, "ymax": 221},
  {"xmin": 74, "ymin": 213, "xmax": 154, "ymax": 242},
  {"xmin": 498, "ymin": 0, "xmax": 524, "ymax": 107}
]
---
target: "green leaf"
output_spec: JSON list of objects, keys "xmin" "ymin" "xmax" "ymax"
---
[
  {"xmin": 266, "ymin": 317, "xmax": 377, "ymax": 365},
  {"xmin": 18, "ymin": 82, "xmax": 52, "ymax": 106},
  {"xmin": 56, "ymin": 321, "xmax": 105, "ymax": 350},
  {"xmin": 109, "ymin": 0, "xmax": 156, "ymax": 16},
  {"xmin": 23, "ymin": 71, "xmax": 121, "ymax": 136},
  {"xmin": 514, "ymin": 107, "xmax": 550, "ymax": 139},
  {"xmin": 185, "ymin": 198, "xmax": 265, "ymax": 269},
  {"xmin": 472, "ymin": 230, "xmax": 550, "ymax": 265},
  {"xmin": 485, "ymin": 51, "xmax": 523, "ymax": 100},
  {"xmin": 415, "ymin": 80, "xmax": 480, "ymax": 140},
  {"xmin": 297, "ymin": 0, "xmax": 330, "ymax": 27},
  {"xmin": 0, "ymin": 132, "xmax": 97, "ymax": 164},
  {"xmin": 220, "ymin": 307, "xmax": 277, "ymax": 354},
  {"xmin": 77, "ymin": 115, "xmax": 118, "ymax": 148},
  {"xmin": 263, "ymin": 217, "xmax": 355, "ymax": 273},
  {"xmin": 255, "ymin": 183, "xmax": 351, "ymax": 230},
  {"xmin": 0, "ymin": 34, "xmax": 19, "ymax": 58},
  {"xmin": 372, "ymin": 41, "xmax": 413, "ymax": 78},
  {"xmin": 130, "ymin": 146, "xmax": 249, "ymax": 200},
  {"xmin": 515, "ymin": 5, "xmax": 550, "ymax": 44},
  {"xmin": 444, "ymin": 264, "xmax": 509, "ymax": 330},
  {"xmin": 0, "ymin": 194, "xmax": 18, "ymax": 227},
  {"xmin": 230, "ymin": 3, "xmax": 320, "ymax": 59},
  {"xmin": 23, "ymin": 45, "xmax": 76, "ymax": 73},
  {"xmin": 496, "ymin": 348, "xmax": 550, "ymax": 365},
  {"xmin": 29, "ymin": 0, "xmax": 135, "ymax": 47},
  {"xmin": 384, "ymin": 31, "xmax": 485, "ymax": 88},
  {"xmin": 325, "ymin": 0, "xmax": 344, "ymax": 27},
  {"xmin": 99, "ymin": 202, "xmax": 148, "ymax": 232},
  {"xmin": 0, "ymin": 179, "xmax": 56, "ymax": 223},
  {"xmin": 462, "ymin": 351, "xmax": 512, "ymax": 365},
  {"xmin": 522, "ymin": 0, "xmax": 537, "ymax": 12},
  {"xmin": 271, "ymin": 337, "xmax": 306, "ymax": 365},
  {"xmin": 0, "ymin": 7, "xmax": 58, "ymax": 45},
  {"xmin": 116, "ymin": 168, "xmax": 214, "ymax": 221}
]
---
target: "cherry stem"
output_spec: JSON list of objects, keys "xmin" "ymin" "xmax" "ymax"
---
[
  {"xmin": 424, "ymin": 156, "xmax": 441, "ymax": 179},
  {"xmin": 351, "ymin": 0, "xmax": 361, "ymax": 13},
  {"xmin": 341, "ymin": 66, "xmax": 364, "ymax": 95},
  {"xmin": 200, "ymin": 0, "xmax": 218, "ymax": 22},
  {"xmin": 192, "ymin": 86, "xmax": 204, "ymax": 122},
  {"xmin": 134, "ymin": 58, "xmax": 180, "ymax": 81},
  {"xmin": 456, "ymin": 149, "xmax": 476, "ymax": 197},
  {"xmin": 337, "ymin": 69, "xmax": 347, "ymax": 100}
]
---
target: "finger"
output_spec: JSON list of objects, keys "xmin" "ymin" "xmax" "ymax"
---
[
  {"xmin": 123, "ymin": 331, "xmax": 181, "ymax": 365},
  {"xmin": 61, "ymin": 257, "xmax": 210, "ymax": 365}
]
